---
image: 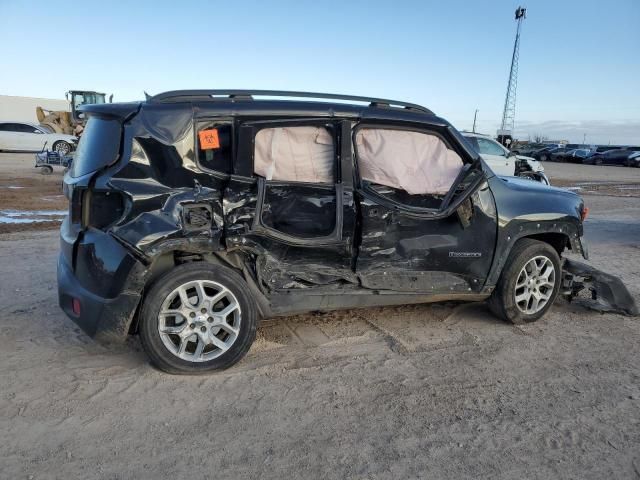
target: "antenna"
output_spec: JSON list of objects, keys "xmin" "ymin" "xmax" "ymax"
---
[{"xmin": 497, "ymin": 6, "xmax": 526, "ymax": 146}]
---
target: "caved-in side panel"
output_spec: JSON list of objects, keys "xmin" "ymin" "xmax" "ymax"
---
[
  {"xmin": 223, "ymin": 177, "xmax": 357, "ymax": 293},
  {"xmin": 95, "ymin": 106, "xmax": 228, "ymax": 256},
  {"xmin": 261, "ymin": 183, "xmax": 337, "ymax": 237},
  {"xmin": 356, "ymin": 186, "xmax": 498, "ymax": 293}
]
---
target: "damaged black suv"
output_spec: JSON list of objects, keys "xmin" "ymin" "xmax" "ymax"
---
[{"xmin": 58, "ymin": 90, "xmax": 588, "ymax": 373}]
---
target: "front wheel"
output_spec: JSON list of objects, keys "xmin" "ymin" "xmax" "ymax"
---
[
  {"xmin": 52, "ymin": 140, "xmax": 71, "ymax": 155},
  {"xmin": 139, "ymin": 263, "xmax": 258, "ymax": 374},
  {"xmin": 488, "ymin": 239, "xmax": 561, "ymax": 324}
]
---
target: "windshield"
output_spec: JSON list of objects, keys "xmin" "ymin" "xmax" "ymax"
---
[{"xmin": 72, "ymin": 92, "xmax": 106, "ymax": 111}]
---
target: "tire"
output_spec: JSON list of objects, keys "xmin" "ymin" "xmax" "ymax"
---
[
  {"xmin": 488, "ymin": 239, "xmax": 561, "ymax": 325},
  {"xmin": 540, "ymin": 154, "xmax": 548, "ymax": 162},
  {"xmin": 40, "ymin": 165, "xmax": 53, "ymax": 175},
  {"xmin": 594, "ymin": 159, "xmax": 603, "ymax": 166},
  {"xmin": 52, "ymin": 140, "xmax": 71, "ymax": 155},
  {"xmin": 139, "ymin": 262, "xmax": 258, "ymax": 374}
]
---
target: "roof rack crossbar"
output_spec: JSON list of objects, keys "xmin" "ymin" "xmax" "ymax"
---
[{"xmin": 149, "ymin": 89, "xmax": 433, "ymax": 114}]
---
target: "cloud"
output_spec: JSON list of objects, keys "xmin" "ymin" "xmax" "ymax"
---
[{"xmin": 512, "ymin": 120, "xmax": 640, "ymax": 146}]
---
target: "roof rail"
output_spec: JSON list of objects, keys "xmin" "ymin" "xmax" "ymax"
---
[{"xmin": 149, "ymin": 89, "xmax": 433, "ymax": 115}]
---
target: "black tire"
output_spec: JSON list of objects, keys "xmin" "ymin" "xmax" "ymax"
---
[
  {"xmin": 488, "ymin": 239, "xmax": 561, "ymax": 325},
  {"xmin": 40, "ymin": 165, "xmax": 53, "ymax": 175},
  {"xmin": 52, "ymin": 140, "xmax": 71, "ymax": 155},
  {"xmin": 594, "ymin": 158, "xmax": 603, "ymax": 166},
  {"xmin": 139, "ymin": 262, "xmax": 258, "ymax": 374}
]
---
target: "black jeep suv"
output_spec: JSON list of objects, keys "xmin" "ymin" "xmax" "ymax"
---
[{"xmin": 58, "ymin": 90, "xmax": 588, "ymax": 373}]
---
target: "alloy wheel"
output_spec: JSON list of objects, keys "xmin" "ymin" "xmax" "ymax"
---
[
  {"xmin": 54, "ymin": 142, "xmax": 70, "ymax": 155},
  {"xmin": 157, "ymin": 280, "xmax": 241, "ymax": 362},
  {"xmin": 514, "ymin": 255, "xmax": 556, "ymax": 314}
]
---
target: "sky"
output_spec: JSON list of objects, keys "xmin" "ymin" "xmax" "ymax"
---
[{"xmin": 1, "ymin": 0, "xmax": 638, "ymax": 144}]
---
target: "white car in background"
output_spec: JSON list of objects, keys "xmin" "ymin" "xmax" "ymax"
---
[
  {"xmin": 462, "ymin": 131, "xmax": 549, "ymax": 184},
  {"xmin": 0, "ymin": 121, "xmax": 77, "ymax": 155}
]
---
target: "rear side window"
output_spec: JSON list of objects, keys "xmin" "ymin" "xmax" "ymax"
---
[
  {"xmin": 71, "ymin": 117, "xmax": 121, "ymax": 177},
  {"xmin": 254, "ymin": 126, "xmax": 335, "ymax": 183},
  {"xmin": 196, "ymin": 122, "xmax": 233, "ymax": 174}
]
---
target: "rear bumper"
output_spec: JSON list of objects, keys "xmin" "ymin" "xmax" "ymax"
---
[{"xmin": 57, "ymin": 227, "xmax": 147, "ymax": 344}]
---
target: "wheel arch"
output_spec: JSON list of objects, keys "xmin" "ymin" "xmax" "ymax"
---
[
  {"xmin": 484, "ymin": 224, "xmax": 579, "ymax": 290},
  {"xmin": 128, "ymin": 249, "xmax": 270, "ymax": 334}
]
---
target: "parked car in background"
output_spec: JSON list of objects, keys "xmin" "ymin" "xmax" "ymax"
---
[
  {"xmin": 511, "ymin": 143, "xmax": 546, "ymax": 156},
  {"xmin": 550, "ymin": 148, "xmax": 573, "ymax": 162},
  {"xmin": 534, "ymin": 146, "xmax": 565, "ymax": 162},
  {"xmin": 0, "ymin": 121, "xmax": 78, "ymax": 154},
  {"xmin": 58, "ymin": 89, "xmax": 586, "ymax": 373},
  {"xmin": 584, "ymin": 147, "xmax": 640, "ymax": 166},
  {"xmin": 567, "ymin": 149, "xmax": 597, "ymax": 164},
  {"xmin": 462, "ymin": 132, "xmax": 549, "ymax": 184}
]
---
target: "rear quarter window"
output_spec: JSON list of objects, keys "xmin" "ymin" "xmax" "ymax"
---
[{"xmin": 71, "ymin": 117, "xmax": 121, "ymax": 177}]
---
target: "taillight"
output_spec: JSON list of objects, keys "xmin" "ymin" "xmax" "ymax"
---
[
  {"xmin": 70, "ymin": 188, "xmax": 84, "ymax": 224},
  {"xmin": 581, "ymin": 205, "xmax": 589, "ymax": 222},
  {"xmin": 71, "ymin": 298, "xmax": 81, "ymax": 316}
]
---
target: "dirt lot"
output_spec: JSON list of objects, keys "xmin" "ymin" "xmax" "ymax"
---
[{"xmin": 1, "ymin": 153, "xmax": 639, "ymax": 479}]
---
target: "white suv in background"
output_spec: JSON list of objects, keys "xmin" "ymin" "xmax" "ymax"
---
[
  {"xmin": 462, "ymin": 132, "xmax": 549, "ymax": 184},
  {"xmin": 0, "ymin": 121, "xmax": 78, "ymax": 155}
]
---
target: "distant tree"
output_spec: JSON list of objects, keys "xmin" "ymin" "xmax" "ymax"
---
[{"xmin": 533, "ymin": 133, "xmax": 548, "ymax": 143}]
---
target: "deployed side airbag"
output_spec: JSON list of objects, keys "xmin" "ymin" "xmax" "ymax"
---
[
  {"xmin": 355, "ymin": 128, "xmax": 463, "ymax": 195},
  {"xmin": 254, "ymin": 126, "xmax": 334, "ymax": 183}
]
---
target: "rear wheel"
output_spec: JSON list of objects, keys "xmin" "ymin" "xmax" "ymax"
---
[
  {"xmin": 39, "ymin": 165, "xmax": 53, "ymax": 175},
  {"xmin": 139, "ymin": 263, "xmax": 258, "ymax": 374},
  {"xmin": 488, "ymin": 239, "xmax": 561, "ymax": 324}
]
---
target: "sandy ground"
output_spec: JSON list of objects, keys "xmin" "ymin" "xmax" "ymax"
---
[{"xmin": 0, "ymin": 154, "xmax": 639, "ymax": 479}]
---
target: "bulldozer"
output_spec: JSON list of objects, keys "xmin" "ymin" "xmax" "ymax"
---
[{"xmin": 36, "ymin": 90, "xmax": 112, "ymax": 136}]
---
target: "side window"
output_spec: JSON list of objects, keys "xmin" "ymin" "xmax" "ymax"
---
[
  {"xmin": 0, "ymin": 123, "xmax": 22, "ymax": 133},
  {"xmin": 253, "ymin": 124, "xmax": 338, "ymax": 238},
  {"xmin": 355, "ymin": 128, "xmax": 463, "ymax": 209},
  {"xmin": 254, "ymin": 126, "xmax": 335, "ymax": 183},
  {"xmin": 14, "ymin": 124, "xmax": 39, "ymax": 134},
  {"xmin": 476, "ymin": 138, "xmax": 506, "ymax": 156},
  {"xmin": 196, "ymin": 122, "xmax": 233, "ymax": 174}
]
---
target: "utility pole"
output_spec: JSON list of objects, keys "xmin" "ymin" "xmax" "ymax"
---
[
  {"xmin": 472, "ymin": 109, "xmax": 479, "ymax": 133},
  {"xmin": 498, "ymin": 6, "xmax": 526, "ymax": 146}
]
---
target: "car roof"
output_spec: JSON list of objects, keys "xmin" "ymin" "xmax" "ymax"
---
[
  {"xmin": 79, "ymin": 90, "xmax": 451, "ymax": 127},
  {"xmin": 460, "ymin": 131, "xmax": 492, "ymax": 139}
]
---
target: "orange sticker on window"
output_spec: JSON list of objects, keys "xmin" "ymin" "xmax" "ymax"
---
[{"xmin": 199, "ymin": 129, "xmax": 220, "ymax": 150}]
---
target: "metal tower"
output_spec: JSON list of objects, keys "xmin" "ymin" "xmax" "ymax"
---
[{"xmin": 498, "ymin": 6, "xmax": 526, "ymax": 145}]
